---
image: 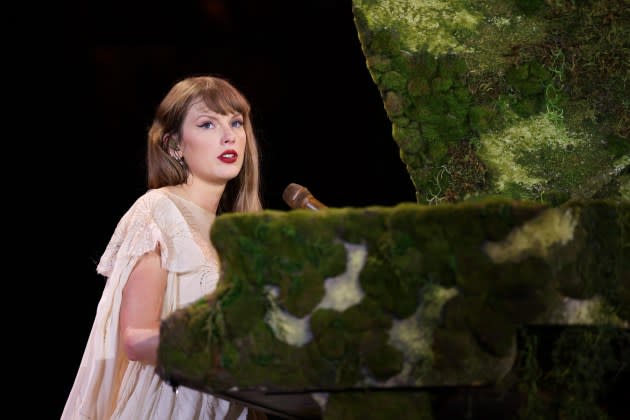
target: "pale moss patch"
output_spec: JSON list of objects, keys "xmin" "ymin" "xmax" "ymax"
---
[
  {"xmin": 356, "ymin": 0, "xmax": 481, "ymax": 55},
  {"xmin": 316, "ymin": 242, "xmax": 368, "ymax": 312},
  {"xmin": 354, "ymin": 0, "xmax": 548, "ymax": 72},
  {"xmin": 388, "ymin": 285, "xmax": 458, "ymax": 365},
  {"xmin": 543, "ymin": 296, "xmax": 629, "ymax": 328},
  {"xmin": 264, "ymin": 303, "xmax": 313, "ymax": 347},
  {"xmin": 264, "ymin": 241, "xmax": 368, "ymax": 346},
  {"xmin": 620, "ymin": 174, "xmax": 630, "ymax": 202},
  {"xmin": 483, "ymin": 207, "xmax": 579, "ymax": 264},
  {"xmin": 611, "ymin": 155, "xmax": 630, "ymax": 201},
  {"xmin": 487, "ymin": 16, "xmax": 513, "ymax": 28},
  {"xmin": 465, "ymin": 3, "xmax": 548, "ymax": 71},
  {"xmin": 264, "ymin": 285, "xmax": 313, "ymax": 347},
  {"xmin": 478, "ymin": 112, "xmax": 587, "ymax": 192},
  {"xmin": 612, "ymin": 154, "xmax": 630, "ymax": 177},
  {"xmin": 453, "ymin": 9, "xmax": 479, "ymax": 28}
]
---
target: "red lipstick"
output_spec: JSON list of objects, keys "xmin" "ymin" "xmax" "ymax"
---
[{"xmin": 218, "ymin": 149, "xmax": 238, "ymax": 164}]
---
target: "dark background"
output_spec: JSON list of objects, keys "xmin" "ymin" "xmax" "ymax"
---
[{"xmin": 47, "ymin": 1, "xmax": 415, "ymax": 417}]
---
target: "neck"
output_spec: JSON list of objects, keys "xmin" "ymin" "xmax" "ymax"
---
[{"xmin": 173, "ymin": 179, "xmax": 225, "ymax": 214}]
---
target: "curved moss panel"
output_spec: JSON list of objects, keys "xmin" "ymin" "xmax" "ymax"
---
[
  {"xmin": 157, "ymin": 198, "xmax": 628, "ymax": 395},
  {"xmin": 351, "ymin": 0, "xmax": 629, "ymax": 204}
]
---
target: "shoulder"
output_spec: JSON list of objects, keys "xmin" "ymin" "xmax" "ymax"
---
[
  {"xmin": 119, "ymin": 188, "xmax": 183, "ymax": 226},
  {"xmin": 97, "ymin": 189, "xmax": 186, "ymax": 275},
  {"xmin": 99, "ymin": 187, "xmax": 207, "ymax": 275},
  {"xmin": 127, "ymin": 188, "xmax": 172, "ymax": 214}
]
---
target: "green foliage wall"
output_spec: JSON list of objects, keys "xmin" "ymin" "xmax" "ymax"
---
[{"xmin": 352, "ymin": 0, "xmax": 629, "ymax": 204}]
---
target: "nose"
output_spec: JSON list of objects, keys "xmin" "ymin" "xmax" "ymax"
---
[{"xmin": 221, "ymin": 125, "xmax": 236, "ymax": 145}]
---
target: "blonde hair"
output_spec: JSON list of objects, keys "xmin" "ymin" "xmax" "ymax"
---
[{"xmin": 147, "ymin": 76, "xmax": 262, "ymax": 213}]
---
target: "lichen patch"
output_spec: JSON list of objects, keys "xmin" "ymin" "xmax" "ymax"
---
[
  {"xmin": 264, "ymin": 299, "xmax": 313, "ymax": 347},
  {"xmin": 478, "ymin": 112, "xmax": 588, "ymax": 193},
  {"xmin": 483, "ymin": 207, "xmax": 579, "ymax": 263},
  {"xmin": 264, "ymin": 241, "xmax": 368, "ymax": 347},
  {"xmin": 316, "ymin": 242, "xmax": 368, "ymax": 312},
  {"xmin": 388, "ymin": 285, "xmax": 459, "ymax": 364},
  {"xmin": 357, "ymin": 0, "xmax": 481, "ymax": 55}
]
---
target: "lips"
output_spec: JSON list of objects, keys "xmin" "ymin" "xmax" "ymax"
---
[{"xmin": 218, "ymin": 149, "xmax": 238, "ymax": 164}]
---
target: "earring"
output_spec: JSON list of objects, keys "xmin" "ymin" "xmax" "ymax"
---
[{"xmin": 175, "ymin": 156, "xmax": 185, "ymax": 167}]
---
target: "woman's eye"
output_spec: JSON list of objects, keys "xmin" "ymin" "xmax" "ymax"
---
[
  {"xmin": 200, "ymin": 122, "xmax": 214, "ymax": 129},
  {"xmin": 232, "ymin": 120, "xmax": 244, "ymax": 128}
]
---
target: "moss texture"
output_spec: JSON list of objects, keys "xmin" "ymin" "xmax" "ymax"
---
[
  {"xmin": 352, "ymin": 0, "xmax": 629, "ymax": 204},
  {"xmin": 157, "ymin": 199, "xmax": 628, "ymax": 399},
  {"xmin": 324, "ymin": 391, "xmax": 433, "ymax": 420},
  {"xmin": 155, "ymin": 2, "xmax": 630, "ymax": 417}
]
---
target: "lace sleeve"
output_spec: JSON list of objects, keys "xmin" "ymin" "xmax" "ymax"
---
[{"xmin": 96, "ymin": 190, "xmax": 206, "ymax": 277}]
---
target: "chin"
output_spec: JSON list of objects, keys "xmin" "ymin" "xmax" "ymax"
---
[{"xmin": 222, "ymin": 171, "xmax": 242, "ymax": 182}]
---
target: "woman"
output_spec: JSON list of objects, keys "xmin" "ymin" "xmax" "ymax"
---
[{"xmin": 63, "ymin": 75, "xmax": 263, "ymax": 419}]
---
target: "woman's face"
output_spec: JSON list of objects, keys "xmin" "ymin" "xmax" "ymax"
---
[{"xmin": 179, "ymin": 100, "xmax": 247, "ymax": 185}]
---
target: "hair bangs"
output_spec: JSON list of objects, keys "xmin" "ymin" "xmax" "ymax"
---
[{"xmin": 198, "ymin": 79, "xmax": 250, "ymax": 117}]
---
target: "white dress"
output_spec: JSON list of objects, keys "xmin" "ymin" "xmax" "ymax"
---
[{"xmin": 62, "ymin": 188, "xmax": 247, "ymax": 420}]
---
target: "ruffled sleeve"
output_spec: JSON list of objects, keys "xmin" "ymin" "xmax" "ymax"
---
[
  {"xmin": 63, "ymin": 189, "xmax": 213, "ymax": 419},
  {"xmin": 96, "ymin": 189, "xmax": 207, "ymax": 277}
]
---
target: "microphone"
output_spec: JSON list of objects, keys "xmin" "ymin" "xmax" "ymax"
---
[{"xmin": 282, "ymin": 183, "xmax": 328, "ymax": 211}]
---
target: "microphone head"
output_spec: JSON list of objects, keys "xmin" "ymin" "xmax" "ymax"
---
[
  {"xmin": 282, "ymin": 183, "xmax": 309, "ymax": 209},
  {"xmin": 283, "ymin": 183, "xmax": 327, "ymax": 210}
]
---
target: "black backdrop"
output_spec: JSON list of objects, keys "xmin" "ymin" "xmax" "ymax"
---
[{"xmin": 49, "ymin": 1, "xmax": 416, "ymax": 417}]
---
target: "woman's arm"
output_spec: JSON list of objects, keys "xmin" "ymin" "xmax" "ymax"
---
[{"xmin": 119, "ymin": 250, "xmax": 167, "ymax": 364}]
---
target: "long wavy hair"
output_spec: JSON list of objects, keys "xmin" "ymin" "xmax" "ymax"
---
[{"xmin": 147, "ymin": 76, "xmax": 262, "ymax": 213}]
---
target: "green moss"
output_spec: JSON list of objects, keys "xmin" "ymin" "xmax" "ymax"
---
[
  {"xmin": 370, "ymin": 27, "xmax": 402, "ymax": 55},
  {"xmin": 506, "ymin": 62, "xmax": 550, "ymax": 96},
  {"xmin": 440, "ymin": 141, "xmax": 488, "ymax": 202},
  {"xmin": 514, "ymin": 0, "xmax": 546, "ymax": 15},
  {"xmin": 360, "ymin": 330, "xmax": 404, "ymax": 380},
  {"xmin": 220, "ymin": 340, "xmax": 239, "ymax": 370},
  {"xmin": 466, "ymin": 299, "xmax": 516, "ymax": 357},
  {"xmin": 488, "ymin": 290, "xmax": 556, "ymax": 324},
  {"xmin": 220, "ymin": 291, "xmax": 267, "ymax": 338},
  {"xmin": 365, "ymin": 54, "xmax": 391, "ymax": 73},
  {"xmin": 463, "ymin": 2, "xmax": 549, "ymax": 72},
  {"xmin": 157, "ymin": 302, "xmax": 227, "ymax": 389},
  {"xmin": 355, "ymin": 0, "xmax": 481, "ymax": 56},
  {"xmin": 408, "ymin": 49, "xmax": 438, "ymax": 79},
  {"xmin": 552, "ymin": 0, "xmax": 630, "ymax": 140},
  {"xmin": 514, "ymin": 326, "xmax": 630, "ymax": 420},
  {"xmin": 159, "ymin": 200, "xmax": 628, "ymax": 395},
  {"xmin": 407, "ymin": 76, "xmax": 431, "ymax": 97},
  {"xmin": 388, "ymin": 284, "xmax": 459, "ymax": 376},
  {"xmin": 157, "ymin": 2, "xmax": 630, "ymax": 404},
  {"xmin": 324, "ymin": 391, "xmax": 433, "ymax": 420},
  {"xmin": 393, "ymin": 125, "xmax": 424, "ymax": 155},
  {"xmin": 570, "ymin": 202, "xmax": 630, "ymax": 310},
  {"xmin": 430, "ymin": 77, "xmax": 452, "ymax": 93},
  {"xmin": 383, "ymin": 91, "xmax": 404, "ymax": 117},
  {"xmin": 316, "ymin": 242, "xmax": 368, "ymax": 312},
  {"xmin": 353, "ymin": 0, "xmax": 628, "ymax": 204},
  {"xmin": 264, "ymin": 295, "xmax": 312, "ymax": 347},
  {"xmin": 442, "ymin": 295, "xmax": 516, "ymax": 357},
  {"xmin": 430, "ymin": 327, "xmax": 515, "ymax": 384},
  {"xmin": 483, "ymin": 207, "xmax": 579, "ymax": 264},
  {"xmin": 477, "ymin": 111, "xmax": 620, "ymax": 201},
  {"xmin": 316, "ymin": 331, "xmax": 347, "ymax": 360},
  {"xmin": 360, "ymin": 256, "xmax": 417, "ymax": 317},
  {"xmin": 620, "ymin": 174, "xmax": 630, "ymax": 202},
  {"xmin": 470, "ymin": 105, "xmax": 497, "ymax": 133},
  {"xmin": 381, "ymin": 70, "xmax": 407, "ymax": 92}
]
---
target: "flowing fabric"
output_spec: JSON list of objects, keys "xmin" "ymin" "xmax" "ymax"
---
[{"xmin": 62, "ymin": 188, "xmax": 247, "ymax": 420}]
